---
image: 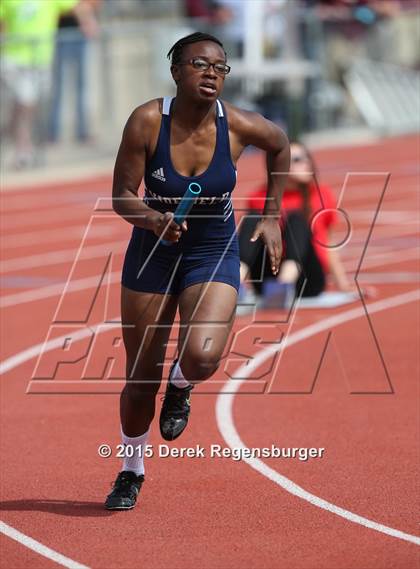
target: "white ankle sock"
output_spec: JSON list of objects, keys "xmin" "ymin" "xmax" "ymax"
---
[
  {"xmin": 169, "ymin": 360, "xmax": 191, "ymax": 389},
  {"xmin": 120, "ymin": 427, "xmax": 149, "ymax": 476}
]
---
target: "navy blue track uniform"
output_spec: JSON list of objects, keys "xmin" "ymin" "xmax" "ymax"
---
[{"xmin": 122, "ymin": 97, "xmax": 240, "ymax": 294}]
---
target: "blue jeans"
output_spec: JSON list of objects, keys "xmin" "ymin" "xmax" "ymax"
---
[{"xmin": 49, "ymin": 29, "xmax": 89, "ymax": 141}]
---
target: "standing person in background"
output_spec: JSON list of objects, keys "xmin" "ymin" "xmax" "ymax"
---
[
  {"xmin": 49, "ymin": 0, "xmax": 100, "ymax": 144},
  {"xmin": 0, "ymin": 0, "xmax": 96, "ymax": 168},
  {"xmin": 238, "ymin": 141, "xmax": 366, "ymax": 308}
]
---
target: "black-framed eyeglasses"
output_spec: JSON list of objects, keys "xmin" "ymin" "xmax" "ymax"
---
[{"xmin": 178, "ymin": 58, "xmax": 231, "ymax": 76}]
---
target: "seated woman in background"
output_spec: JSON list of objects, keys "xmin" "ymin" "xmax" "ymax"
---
[{"xmin": 238, "ymin": 140, "xmax": 363, "ymax": 307}]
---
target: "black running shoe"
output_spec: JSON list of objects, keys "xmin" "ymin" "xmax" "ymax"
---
[
  {"xmin": 104, "ymin": 471, "xmax": 144, "ymax": 510},
  {"xmin": 160, "ymin": 362, "xmax": 193, "ymax": 441}
]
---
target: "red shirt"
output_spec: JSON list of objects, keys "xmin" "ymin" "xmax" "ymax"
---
[{"xmin": 247, "ymin": 183, "xmax": 337, "ymax": 273}]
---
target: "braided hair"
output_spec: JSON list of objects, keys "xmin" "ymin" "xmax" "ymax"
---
[{"xmin": 167, "ymin": 32, "xmax": 226, "ymax": 65}]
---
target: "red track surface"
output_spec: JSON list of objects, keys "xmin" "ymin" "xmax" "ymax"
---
[{"xmin": 1, "ymin": 135, "xmax": 419, "ymax": 569}]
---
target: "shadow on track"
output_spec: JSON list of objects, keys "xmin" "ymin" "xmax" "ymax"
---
[{"xmin": 0, "ymin": 499, "xmax": 118, "ymax": 517}]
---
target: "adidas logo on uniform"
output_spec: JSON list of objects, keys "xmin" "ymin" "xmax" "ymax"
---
[{"xmin": 151, "ymin": 167, "xmax": 166, "ymax": 182}]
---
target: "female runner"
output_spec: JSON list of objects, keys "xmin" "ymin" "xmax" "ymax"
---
[{"xmin": 105, "ymin": 32, "xmax": 290, "ymax": 510}]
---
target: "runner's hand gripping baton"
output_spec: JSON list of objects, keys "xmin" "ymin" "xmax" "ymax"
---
[{"xmin": 161, "ymin": 182, "xmax": 202, "ymax": 246}]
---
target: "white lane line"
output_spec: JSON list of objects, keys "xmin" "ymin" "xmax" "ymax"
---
[
  {"xmin": 348, "ymin": 211, "xmax": 417, "ymax": 223},
  {"xmin": 0, "ymin": 241, "xmax": 126, "ymax": 273},
  {"xmin": 3, "ymin": 205, "xmax": 91, "ymax": 231},
  {"xmin": 0, "ymin": 521, "xmax": 91, "ymax": 569},
  {"xmin": 337, "ymin": 240, "xmax": 419, "ymax": 262},
  {"xmin": 1, "ymin": 221, "xmax": 416, "ymax": 273},
  {"xmin": 216, "ymin": 289, "xmax": 420, "ymax": 546},
  {"xmin": 1, "ymin": 246, "xmax": 418, "ymax": 309},
  {"xmin": 340, "ymin": 245, "xmax": 417, "ymax": 262},
  {"xmin": 342, "ymin": 247, "xmax": 419, "ymax": 271},
  {"xmin": 0, "ymin": 234, "xmax": 364, "ymax": 273},
  {"xmin": 0, "ymin": 299, "xmax": 418, "ymax": 565},
  {"xmin": 0, "ymin": 272, "xmax": 120, "ymax": 309},
  {"xmin": 357, "ymin": 272, "xmax": 420, "ymax": 283},
  {"xmin": 1, "ymin": 292, "xmax": 419, "ymax": 547},
  {"xmin": 6, "ymin": 220, "xmax": 392, "ymax": 271},
  {"xmin": 0, "ymin": 325, "xmax": 97, "ymax": 375},
  {"xmin": 329, "ymin": 224, "xmax": 418, "ymax": 244},
  {"xmin": 2, "ymin": 189, "xmax": 108, "ymax": 213},
  {"xmin": 1, "ymin": 225, "xmax": 118, "ymax": 250},
  {"xmin": 234, "ymin": 179, "xmax": 418, "ymax": 201}
]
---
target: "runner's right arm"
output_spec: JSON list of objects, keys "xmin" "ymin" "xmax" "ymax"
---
[{"xmin": 112, "ymin": 104, "xmax": 185, "ymax": 243}]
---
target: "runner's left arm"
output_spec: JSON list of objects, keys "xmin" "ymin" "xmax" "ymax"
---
[{"xmin": 235, "ymin": 111, "xmax": 290, "ymax": 275}]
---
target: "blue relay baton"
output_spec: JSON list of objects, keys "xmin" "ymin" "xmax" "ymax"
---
[{"xmin": 161, "ymin": 182, "xmax": 202, "ymax": 246}]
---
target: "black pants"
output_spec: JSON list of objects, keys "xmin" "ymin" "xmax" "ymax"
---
[{"xmin": 238, "ymin": 210, "xmax": 326, "ymax": 297}]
